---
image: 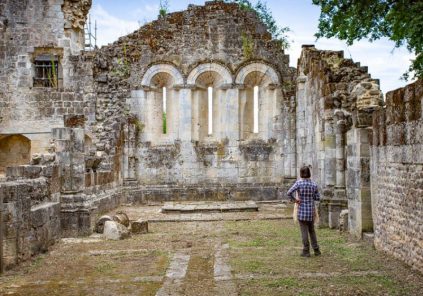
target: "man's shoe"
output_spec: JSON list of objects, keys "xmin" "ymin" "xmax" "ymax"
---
[
  {"xmin": 314, "ymin": 249, "xmax": 321, "ymax": 256},
  {"xmin": 300, "ymin": 251, "xmax": 311, "ymax": 257}
]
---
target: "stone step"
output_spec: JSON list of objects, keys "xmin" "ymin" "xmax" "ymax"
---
[{"xmin": 161, "ymin": 201, "xmax": 259, "ymax": 213}]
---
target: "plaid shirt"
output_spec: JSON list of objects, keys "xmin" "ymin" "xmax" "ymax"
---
[{"xmin": 287, "ymin": 179, "xmax": 320, "ymax": 221}]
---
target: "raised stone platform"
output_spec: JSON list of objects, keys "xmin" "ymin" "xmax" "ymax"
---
[{"xmin": 161, "ymin": 201, "xmax": 259, "ymax": 213}]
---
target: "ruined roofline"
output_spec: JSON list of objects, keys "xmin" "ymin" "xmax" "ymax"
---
[{"xmin": 97, "ymin": 0, "xmax": 272, "ymax": 50}]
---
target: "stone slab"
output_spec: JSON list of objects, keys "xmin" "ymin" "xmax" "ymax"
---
[{"xmin": 161, "ymin": 201, "xmax": 259, "ymax": 213}]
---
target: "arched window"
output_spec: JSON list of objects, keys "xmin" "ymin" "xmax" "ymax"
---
[
  {"xmin": 208, "ymin": 86, "xmax": 213, "ymax": 136},
  {"xmin": 162, "ymin": 86, "xmax": 167, "ymax": 134},
  {"xmin": 191, "ymin": 72, "xmax": 225, "ymax": 141},
  {"xmin": 0, "ymin": 134, "xmax": 31, "ymax": 175},
  {"xmin": 253, "ymin": 85, "xmax": 259, "ymax": 134}
]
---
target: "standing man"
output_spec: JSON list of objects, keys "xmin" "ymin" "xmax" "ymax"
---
[{"xmin": 287, "ymin": 166, "xmax": 321, "ymax": 257}]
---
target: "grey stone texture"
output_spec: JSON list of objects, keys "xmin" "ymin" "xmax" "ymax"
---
[
  {"xmin": 103, "ymin": 220, "xmax": 130, "ymax": 240},
  {"xmin": 371, "ymin": 80, "xmax": 423, "ymax": 272},
  {"xmin": 0, "ymin": 0, "xmax": 422, "ymax": 273}
]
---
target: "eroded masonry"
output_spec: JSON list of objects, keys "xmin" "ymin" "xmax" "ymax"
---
[{"xmin": 0, "ymin": 0, "xmax": 422, "ymax": 272}]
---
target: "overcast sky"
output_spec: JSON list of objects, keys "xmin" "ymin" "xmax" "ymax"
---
[{"xmin": 90, "ymin": 0, "xmax": 416, "ymax": 94}]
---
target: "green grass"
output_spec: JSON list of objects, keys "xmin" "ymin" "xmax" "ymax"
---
[{"xmin": 225, "ymin": 220, "xmax": 422, "ymax": 296}]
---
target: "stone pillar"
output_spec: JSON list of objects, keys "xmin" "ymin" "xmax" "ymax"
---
[
  {"xmin": 295, "ymin": 75, "xmax": 307, "ymax": 174},
  {"xmin": 177, "ymin": 87, "xmax": 192, "ymax": 141},
  {"xmin": 335, "ymin": 121, "xmax": 346, "ymax": 188},
  {"xmin": 346, "ymin": 126, "xmax": 373, "ymax": 238},
  {"xmin": 224, "ymin": 87, "xmax": 239, "ymax": 144},
  {"xmin": 123, "ymin": 122, "xmax": 137, "ymax": 181},
  {"xmin": 289, "ymin": 95, "xmax": 297, "ymax": 178},
  {"xmin": 238, "ymin": 85, "xmax": 247, "ymax": 140},
  {"xmin": 53, "ymin": 127, "xmax": 92, "ymax": 237},
  {"xmin": 324, "ymin": 113, "xmax": 336, "ymax": 187}
]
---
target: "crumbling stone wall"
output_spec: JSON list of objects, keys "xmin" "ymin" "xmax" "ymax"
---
[
  {"xmin": 371, "ymin": 80, "xmax": 423, "ymax": 272},
  {"xmin": 296, "ymin": 45, "xmax": 382, "ymax": 232},
  {"xmin": 0, "ymin": 162, "xmax": 61, "ymax": 269},
  {"xmin": 0, "ymin": 0, "xmax": 91, "ymax": 153},
  {"xmin": 87, "ymin": 1, "xmax": 296, "ymax": 199}
]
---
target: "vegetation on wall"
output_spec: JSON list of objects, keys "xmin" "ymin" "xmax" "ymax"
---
[
  {"xmin": 112, "ymin": 43, "xmax": 130, "ymax": 78},
  {"xmin": 47, "ymin": 56, "xmax": 59, "ymax": 88},
  {"xmin": 159, "ymin": 0, "xmax": 169, "ymax": 18},
  {"xmin": 241, "ymin": 32, "xmax": 254, "ymax": 59},
  {"xmin": 312, "ymin": 0, "xmax": 423, "ymax": 80},
  {"xmin": 225, "ymin": 0, "xmax": 291, "ymax": 50},
  {"xmin": 163, "ymin": 112, "xmax": 167, "ymax": 134}
]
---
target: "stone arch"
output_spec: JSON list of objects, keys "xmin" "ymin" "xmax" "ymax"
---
[
  {"xmin": 141, "ymin": 63, "xmax": 184, "ymax": 86},
  {"xmin": 0, "ymin": 134, "xmax": 31, "ymax": 175},
  {"xmin": 236, "ymin": 63, "xmax": 280, "ymax": 140},
  {"xmin": 187, "ymin": 63, "xmax": 232, "ymax": 85},
  {"xmin": 235, "ymin": 62, "xmax": 279, "ymax": 86}
]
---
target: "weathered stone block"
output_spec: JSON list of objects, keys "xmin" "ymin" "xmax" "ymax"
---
[
  {"xmin": 131, "ymin": 220, "xmax": 148, "ymax": 234},
  {"xmin": 103, "ymin": 221, "xmax": 130, "ymax": 240}
]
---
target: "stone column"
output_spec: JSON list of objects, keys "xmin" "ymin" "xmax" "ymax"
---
[
  {"xmin": 238, "ymin": 85, "xmax": 247, "ymax": 140},
  {"xmin": 324, "ymin": 112, "xmax": 336, "ymax": 187},
  {"xmin": 335, "ymin": 120, "xmax": 346, "ymax": 188},
  {"xmin": 295, "ymin": 75, "xmax": 307, "ymax": 174},
  {"xmin": 346, "ymin": 125, "xmax": 373, "ymax": 238},
  {"xmin": 177, "ymin": 87, "xmax": 192, "ymax": 141},
  {"xmin": 223, "ymin": 86, "xmax": 239, "ymax": 144},
  {"xmin": 123, "ymin": 121, "xmax": 137, "ymax": 181},
  {"xmin": 53, "ymin": 127, "xmax": 92, "ymax": 237}
]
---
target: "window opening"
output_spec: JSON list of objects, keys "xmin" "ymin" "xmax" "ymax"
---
[
  {"xmin": 253, "ymin": 86, "xmax": 259, "ymax": 134},
  {"xmin": 162, "ymin": 87, "xmax": 167, "ymax": 134},
  {"xmin": 33, "ymin": 54, "xmax": 61, "ymax": 88},
  {"xmin": 208, "ymin": 86, "xmax": 213, "ymax": 135}
]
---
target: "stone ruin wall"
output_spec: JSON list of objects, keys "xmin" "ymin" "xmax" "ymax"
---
[
  {"xmin": 0, "ymin": 0, "xmax": 101, "ymax": 269},
  {"xmin": 0, "ymin": 0, "xmax": 92, "ymax": 156},
  {"xmin": 296, "ymin": 45, "xmax": 383, "ymax": 234},
  {"xmin": 371, "ymin": 80, "xmax": 423, "ymax": 272},
  {"xmin": 0, "ymin": 0, "xmax": 422, "ymax": 273},
  {"xmin": 88, "ymin": 1, "xmax": 297, "ymax": 201}
]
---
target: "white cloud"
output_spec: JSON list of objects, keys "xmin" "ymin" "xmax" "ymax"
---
[{"xmin": 91, "ymin": 4, "xmax": 140, "ymax": 46}]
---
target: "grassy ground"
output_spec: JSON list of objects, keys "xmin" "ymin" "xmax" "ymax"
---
[
  {"xmin": 0, "ymin": 219, "xmax": 421, "ymax": 296},
  {"xmin": 224, "ymin": 220, "xmax": 422, "ymax": 296}
]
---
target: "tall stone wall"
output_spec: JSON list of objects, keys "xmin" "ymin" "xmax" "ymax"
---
[
  {"xmin": 0, "ymin": 0, "xmax": 91, "ymax": 154},
  {"xmin": 371, "ymin": 79, "xmax": 423, "ymax": 272},
  {"xmin": 296, "ymin": 45, "xmax": 382, "ymax": 232},
  {"xmin": 87, "ymin": 1, "xmax": 297, "ymax": 199}
]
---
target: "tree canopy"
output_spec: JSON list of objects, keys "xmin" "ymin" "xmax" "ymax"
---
[{"xmin": 312, "ymin": 0, "xmax": 423, "ymax": 80}]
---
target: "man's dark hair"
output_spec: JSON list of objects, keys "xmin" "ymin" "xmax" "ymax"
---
[{"xmin": 300, "ymin": 166, "xmax": 311, "ymax": 179}]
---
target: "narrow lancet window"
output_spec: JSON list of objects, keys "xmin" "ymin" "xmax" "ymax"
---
[
  {"xmin": 208, "ymin": 86, "xmax": 213, "ymax": 135},
  {"xmin": 253, "ymin": 86, "xmax": 259, "ymax": 134},
  {"xmin": 162, "ymin": 87, "xmax": 167, "ymax": 134}
]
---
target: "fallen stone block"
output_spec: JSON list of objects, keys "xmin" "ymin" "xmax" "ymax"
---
[
  {"xmin": 131, "ymin": 220, "xmax": 148, "ymax": 234},
  {"xmin": 95, "ymin": 215, "xmax": 113, "ymax": 233},
  {"xmin": 103, "ymin": 221, "xmax": 130, "ymax": 240},
  {"xmin": 113, "ymin": 211, "xmax": 129, "ymax": 227}
]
